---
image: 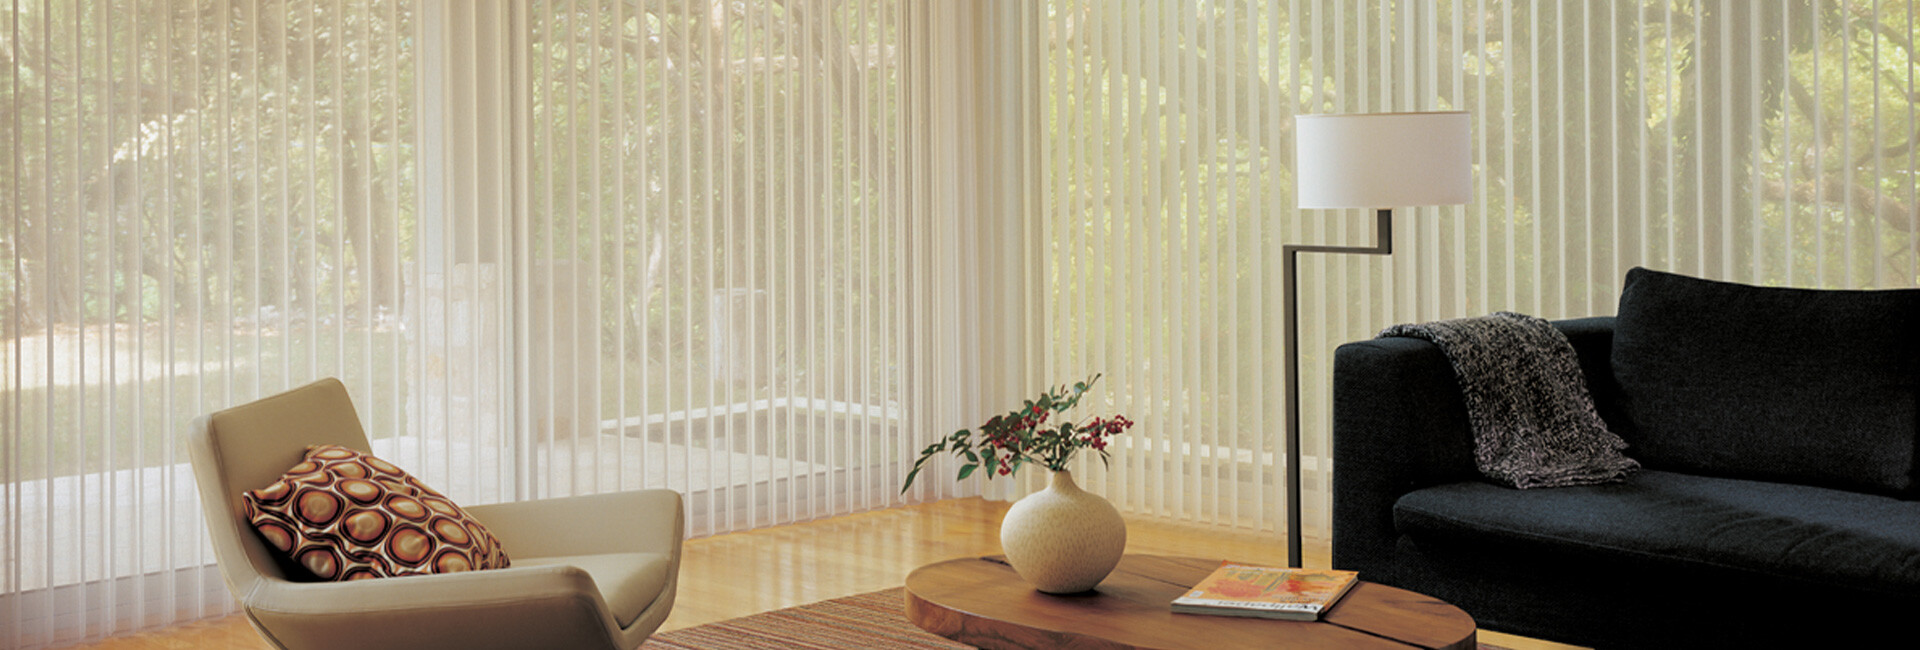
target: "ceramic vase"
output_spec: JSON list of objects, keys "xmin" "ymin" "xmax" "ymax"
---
[{"xmin": 998, "ymin": 469, "xmax": 1128, "ymax": 593}]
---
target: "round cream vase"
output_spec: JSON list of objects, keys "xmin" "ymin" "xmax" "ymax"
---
[{"xmin": 998, "ymin": 469, "xmax": 1128, "ymax": 593}]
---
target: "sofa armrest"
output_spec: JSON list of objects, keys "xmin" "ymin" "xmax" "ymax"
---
[
  {"xmin": 1331, "ymin": 336, "xmax": 1478, "ymax": 575},
  {"xmin": 1331, "ymin": 317, "xmax": 1621, "ymax": 577}
]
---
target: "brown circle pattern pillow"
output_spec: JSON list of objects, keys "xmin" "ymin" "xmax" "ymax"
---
[{"xmin": 243, "ymin": 445, "xmax": 510, "ymax": 581}]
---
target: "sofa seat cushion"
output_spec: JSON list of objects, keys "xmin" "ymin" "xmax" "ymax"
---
[
  {"xmin": 1393, "ymin": 470, "xmax": 1920, "ymax": 595},
  {"xmin": 514, "ymin": 552, "xmax": 672, "ymax": 628}
]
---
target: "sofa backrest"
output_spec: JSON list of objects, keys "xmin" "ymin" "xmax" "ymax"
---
[{"xmin": 1609, "ymin": 267, "xmax": 1920, "ymax": 497}]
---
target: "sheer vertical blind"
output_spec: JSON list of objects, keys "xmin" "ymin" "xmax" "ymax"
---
[
  {"xmin": 2, "ymin": 0, "xmax": 419, "ymax": 645},
  {"xmin": 4, "ymin": 0, "xmax": 963, "ymax": 645},
  {"xmin": 7, "ymin": 0, "xmax": 1918, "ymax": 646},
  {"xmin": 1019, "ymin": 0, "xmax": 1918, "ymax": 542},
  {"xmin": 515, "ymin": 0, "xmax": 958, "ymax": 535}
]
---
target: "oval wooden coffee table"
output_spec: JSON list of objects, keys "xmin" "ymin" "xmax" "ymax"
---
[{"xmin": 905, "ymin": 555, "xmax": 1475, "ymax": 649}]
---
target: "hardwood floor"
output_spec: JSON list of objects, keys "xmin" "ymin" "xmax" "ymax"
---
[{"xmin": 55, "ymin": 498, "xmax": 1578, "ymax": 649}]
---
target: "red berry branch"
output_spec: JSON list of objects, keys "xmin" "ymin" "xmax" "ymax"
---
[{"xmin": 900, "ymin": 374, "xmax": 1135, "ymax": 493}]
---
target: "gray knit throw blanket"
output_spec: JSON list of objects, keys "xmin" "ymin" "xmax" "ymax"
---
[{"xmin": 1379, "ymin": 312, "xmax": 1639, "ymax": 489}]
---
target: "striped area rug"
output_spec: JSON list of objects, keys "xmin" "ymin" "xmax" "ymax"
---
[{"xmin": 642, "ymin": 587, "xmax": 1513, "ymax": 649}]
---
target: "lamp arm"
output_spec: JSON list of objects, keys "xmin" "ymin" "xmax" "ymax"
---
[{"xmin": 1281, "ymin": 207, "xmax": 1394, "ymax": 569}]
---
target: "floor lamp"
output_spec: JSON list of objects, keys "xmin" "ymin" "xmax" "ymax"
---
[{"xmin": 1286, "ymin": 111, "xmax": 1471, "ymax": 568}]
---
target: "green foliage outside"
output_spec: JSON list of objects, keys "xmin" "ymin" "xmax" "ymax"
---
[
  {"xmin": 1037, "ymin": 1, "xmax": 1917, "ymax": 463},
  {"xmin": 3, "ymin": 1, "xmax": 1915, "ymax": 483}
]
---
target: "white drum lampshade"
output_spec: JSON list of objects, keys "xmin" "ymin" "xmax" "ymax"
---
[{"xmin": 1295, "ymin": 111, "xmax": 1472, "ymax": 209}]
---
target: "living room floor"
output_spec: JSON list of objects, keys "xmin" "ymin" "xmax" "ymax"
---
[{"xmin": 55, "ymin": 498, "xmax": 1573, "ymax": 649}]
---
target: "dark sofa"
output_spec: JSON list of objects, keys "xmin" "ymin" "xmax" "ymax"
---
[{"xmin": 1331, "ymin": 268, "xmax": 1920, "ymax": 648}]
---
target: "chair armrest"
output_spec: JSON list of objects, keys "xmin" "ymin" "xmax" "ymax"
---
[
  {"xmin": 466, "ymin": 489, "xmax": 685, "ymax": 559},
  {"xmin": 243, "ymin": 564, "xmax": 622, "ymax": 649},
  {"xmin": 1330, "ymin": 336, "xmax": 1478, "ymax": 576}
]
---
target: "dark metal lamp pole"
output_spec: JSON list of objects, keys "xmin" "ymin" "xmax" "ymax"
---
[{"xmin": 1282, "ymin": 208, "xmax": 1393, "ymax": 569}]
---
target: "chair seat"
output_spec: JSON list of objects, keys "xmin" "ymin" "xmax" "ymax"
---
[{"xmin": 516, "ymin": 553, "xmax": 674, "ymax": 627}]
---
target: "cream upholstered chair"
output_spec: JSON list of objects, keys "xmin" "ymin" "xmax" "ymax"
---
[{"xmin": 188, "ymin": 378, "xmax": 683, "ymax": 650}]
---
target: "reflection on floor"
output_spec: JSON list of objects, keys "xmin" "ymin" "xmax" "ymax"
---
[{"xmin": 50, "ymin": 497, "xmax": 1580, "ymax": 650}]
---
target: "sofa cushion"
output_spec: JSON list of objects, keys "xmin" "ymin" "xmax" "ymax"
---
[
  {"xmin": 1393, "ymin": 471, "xmax": 1920, "ymax": 595},
  {"xmin": 1611, "ymin": 267, "xmax": 1920, "ymax": 496}
]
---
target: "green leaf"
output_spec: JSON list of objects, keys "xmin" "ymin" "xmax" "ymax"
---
[
  {"xmin": 958, "ymin": 464, "xmax": 978, "ymax": 480},
  {"xmin": 964, "ymin": 449, "xmax": 979, "ymax": 463},
  {"xmin": 900, "ymin": 467, "xmax": 922, "ymax": 494}
]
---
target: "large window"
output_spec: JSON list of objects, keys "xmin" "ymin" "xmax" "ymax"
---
[
  {"xmin": 8, "ymin": 0, "xmax": 1914, "ymax": 646},
  {"xmin": 1020, "ymin": 0, "xmax": 1918, "ymax": 537},
  {"xmin": 515, "ymin": 0, "xmax": 930, "ymax": 529},
  {"xmin": 3, "ymin": 1, "xmax": 961, "ymax": 645},
  {"xmin": 3, "ymin": 1, "xmax": 419, "ymax": 643}
]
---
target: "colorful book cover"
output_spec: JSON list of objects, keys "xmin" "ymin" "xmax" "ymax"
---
[{"xmin": 1169, "ymin": 561, "xmax": 1359, "ymax": 621}]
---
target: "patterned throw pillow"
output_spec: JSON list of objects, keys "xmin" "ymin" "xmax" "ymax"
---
[{"xmin": 243, "ymin": 445, "xmax": 510, "ymax": 581}]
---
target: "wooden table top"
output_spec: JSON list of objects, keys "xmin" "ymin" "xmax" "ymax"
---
[{"xmin": 905, "ymin": 555, "xmax": 1477, "ymax": 650}]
